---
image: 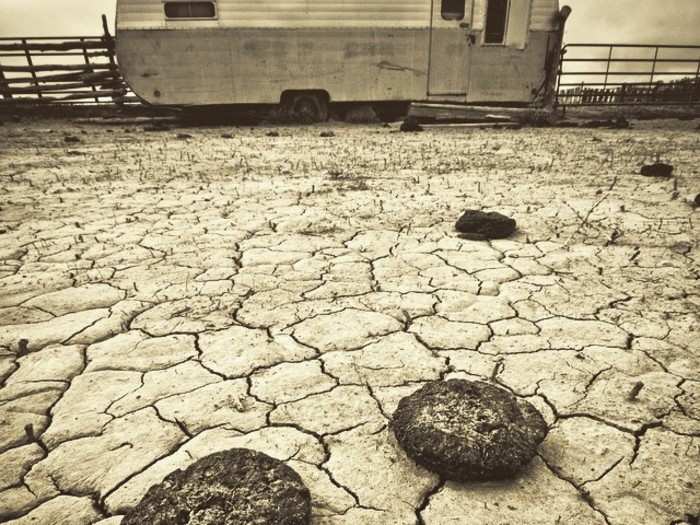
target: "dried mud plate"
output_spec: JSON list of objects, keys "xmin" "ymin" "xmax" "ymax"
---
[
  {"xmin": 122, "ymin": 448, "xmax": 311, "ymax": 525},
  {"xmin": 391, "ymin": 379, "xmax": 548, "ymax": 481}
]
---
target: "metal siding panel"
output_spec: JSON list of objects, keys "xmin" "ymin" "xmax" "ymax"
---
[
  {"xmin": 472, "ymin": 0, "xmax": 486, "ymax": 30},
  {"xmin": 468, "ymin": 30, "xmax": 550, "ymax": 102},
  {"xmin": 530, "ymin": 0, "xmax": 559, "ymax": 30},
  {"xmin": 117, "ymin": 0, "xmax": 431, "ymax": 29},
  {"xmin": 117, "ymin": 28, "xmax": 429, "ymax": 105},
  {"xmin": 116, "ymin": 0, "xmax": 557, "ymax": 30},
  {"xmin": 506, "ymin": 0, "xmax": 532, "ymax": 49}
]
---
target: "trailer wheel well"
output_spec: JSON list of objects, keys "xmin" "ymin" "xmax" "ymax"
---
[{"xmin": 281, "ymin": 90, "xmax": 330, "ymax": 123}]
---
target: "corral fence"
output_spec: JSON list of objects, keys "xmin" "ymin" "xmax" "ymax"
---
[
  {"xmin": 557, "ymin": 43, "xmax": 700, "ymax": 107},
  {"xmin": 0, "ymin": 16, "xmax": 136, "ymax": 106}
]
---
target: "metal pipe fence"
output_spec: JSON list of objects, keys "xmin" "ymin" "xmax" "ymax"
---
[{"xmin": 557, "ymin": 43, "xmax": 700, "ymax": 107}]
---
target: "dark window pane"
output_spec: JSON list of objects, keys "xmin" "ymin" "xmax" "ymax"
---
[
  {"xmin": 485, "ymin": 0, "xmax": 509, "ymax": 43},
  {"xmin": 165, "ymin": 2, "xmax": 216, "ymax": 19},
  {"xmin": 190, "ymin": 2, "xmax": 216, "ymax": 17},
  {"xmin": 441, "ymin": 0, "xmax": 465, "ymax": 20}
]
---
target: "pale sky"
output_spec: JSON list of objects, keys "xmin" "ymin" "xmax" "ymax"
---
[{"xmin": 0, "ymin": 0, "xmax": 699, "ymax": 44}]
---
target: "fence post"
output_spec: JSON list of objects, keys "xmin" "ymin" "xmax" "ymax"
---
[
  {"xmin": 22, "ymin": 38, "xmax": 42, "ymax": 99},
  {"xmin": 603, "ymin": 45, "xmax": 613, "ymax": 90},
  {"xmin": 649, "ymin": 47, "xmax": 659, "ymax": 89},
  {"xmin": 0, "ymin": 60, "xmax": 12, "ymax": 100},
  {"xmin": 80, "ymin": 37, "xmax": 100, "ymax": 103}
]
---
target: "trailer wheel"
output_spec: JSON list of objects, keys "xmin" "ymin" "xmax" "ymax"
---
[{"xmin": 291, "ymin": 94, "xmax": 328, "ymax": 123}]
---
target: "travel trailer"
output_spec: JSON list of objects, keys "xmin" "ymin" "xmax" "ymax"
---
[{"xmin": 115, "ymin": 0, "xmax": 571, "ymax": 120}]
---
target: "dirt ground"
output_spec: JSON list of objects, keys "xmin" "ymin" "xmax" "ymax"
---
[{"xmin": 0, "ymin": 115, "xmax": 698, "ymax": 525}]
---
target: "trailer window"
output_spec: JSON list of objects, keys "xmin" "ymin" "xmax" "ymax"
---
[
  {"xmin": 164, "ymin": 1, "xmax": 216, "ymax": 19},
  {"xmin": 484, "ymin": 0, "xmax": 509, "ymax": 43},
  {"xmin": 441, "ymin": 0, "xmax": 465, "ymax": 20}
]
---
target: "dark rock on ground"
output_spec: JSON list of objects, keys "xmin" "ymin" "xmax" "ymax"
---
[
  {"xmin": 320, "ymin": 131, "xmax": 335, "ymax": 137},
  {"xmin": 176, "ymin": 133, "xmax": 193, "ymax": 140},
  {"xmin": 17, "ymin": 339, "xmax": 29, "ymax": 357},
  {"xmin": 671, "ymin": 242, "xmax": 692, "ymax": 255},
  {"xmin": 221, "ymin": 133, "xmax": 234, "ymax": 139},
  {"xmin": 400, "ymin": 116, "xmax": 423, "ymax": 132},
  {"xmin": 641, "ymin": 163, "xmax": 674, "ymax": 178},
  {"xmin": 122, "ymin": 448, "xmax": 311, "ymax": 525},
  {"xmin": 266, "ymin": 131, "xmax": 280, "ymax": 137},
  {"xmin": 455, "ymin": 210, "xmax": 516, "ymax": 240},
  {"xmin": 64, "ymin": 135, "xmax": 81, "ymax": 144},
  {"xmin": 611, "ymin": 116, "xmax": 630, "ymax": 129},
  {"xmin": 391, "ymin": 380, "xmax": 548, "ymax": 481}
]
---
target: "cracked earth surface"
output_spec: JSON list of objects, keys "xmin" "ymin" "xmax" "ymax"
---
[{"xmin": 0, "ymin": 117, "xmax": 698, "ymax": 525}]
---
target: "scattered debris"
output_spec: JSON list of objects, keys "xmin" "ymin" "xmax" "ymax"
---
[
  {"xmin": 583, "ymin": 117, "xmax": 630, "ymax": 129},
  {"xmin": 515, "ymin": 110, "xmax": 554, "ymax": 127},
  {"xmin": 343, "ymin": 104, "xmax": 379, "ymax": 123},
  {"xmin": 554, "ymin": 120, "xmax": 580, "ymax": 128},
  {"xmin": 122, "ymin": 449, "xmax": 311, "ymax": 525},
  {"xmin": 391, "ymin": 380, "xmax": 548, "ymax": 481},
  {"xmin": 24, "ymin": 424, "xmax": 35, "ymax": 442},
  {"xmin": 627, "ymin": 381, "xmax": 645, "ymax": 401},
  {"xmin": 319, "ymin": 131, "xmax": 335, "ymax": 138},
  {"xmin": 17, "ymin": 338, "xmax": 29, "ymax": 357},
  {"xmin": 176, "ymin": 133, "xmax": 193, "ymax": 140},
  {"xmin": 64, "ymin": 135, "xmax": 81, "ymax": 144},
  {"xmin": 671, "ymin": 242, "xmax": 692, "ymax": 255},
  {"xmin": 455, "ymin": 210, "xmax": 517, "ymax": 240},
  {"xmin": 612, "ymin": 116, "xmax": 630, "ymax": 129},
  {"xmin": 221, "ymin": 133, "xmax": 234, "ymax": 139},
  {"xmin": 266, "ymin": 131, "xmax": 280, "ymax": 137},
  {"xmin": 641, "ymin": 162, "xmax": 674, "ymax": 178},
  {"xmin": 143, "ymin": 124, "xmax": 170, "ymax": 132},
  {"xmin": 400, "ymin": 116, "xmax": 424, "ymax": 132}
]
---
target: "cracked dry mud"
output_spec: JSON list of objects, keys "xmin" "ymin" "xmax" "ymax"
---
[{"xmin": 0, "ymin": 118, "xmax": 698, "ymax": 525}]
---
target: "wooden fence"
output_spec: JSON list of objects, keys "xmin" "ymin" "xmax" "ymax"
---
[
  {"xmin": 0, "ymin": 16, "xmax": 136, "ymax": 106},
  {"xmin": 559, "ymin": 82, "xmax": 700, "ymax": 106}
]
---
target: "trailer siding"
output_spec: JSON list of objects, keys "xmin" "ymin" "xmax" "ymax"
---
[
  {"xmin": 117, "ymin": 0, "xmax": 559, "ymax": 30},
  {"xmin": 117, "ymin": 28, "xmax": 429, "ymax": 105},
  {"xmin": 116, "ymin": 0, "xmax": 562, "ymax": 106},
  {"xmin": 117, "ymin": 0, "xmax": 430, "ymax": 28}
]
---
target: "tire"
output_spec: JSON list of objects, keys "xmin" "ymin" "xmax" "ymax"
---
[{"xmin": 291, "ymin": 94, "xmax": 328, "ymax": 124}]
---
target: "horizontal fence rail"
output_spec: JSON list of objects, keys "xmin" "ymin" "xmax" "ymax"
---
[
  {"xmin": 557, "ymin": 43, "xmax": 700, "ymax": 107},
  {"xmin": 0, "ymin": 17, "xmax": 137, "ymax": 106}
]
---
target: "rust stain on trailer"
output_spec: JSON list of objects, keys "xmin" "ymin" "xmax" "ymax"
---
[{"xmin": 375, "ymin": 61, "xmax": 425, "ymax": 76}]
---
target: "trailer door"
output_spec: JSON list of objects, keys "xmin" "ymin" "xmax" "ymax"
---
[{"xmin": 428, "ymin": 0, "xmax": 473, "ymax": 97}]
